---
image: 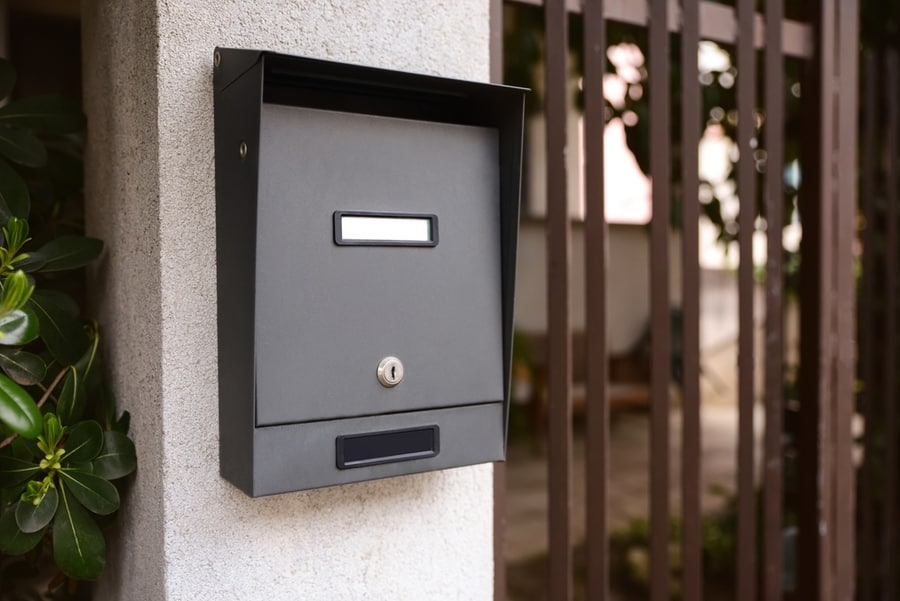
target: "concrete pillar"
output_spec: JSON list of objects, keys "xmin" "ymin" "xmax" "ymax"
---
[{"xmin": 82, "ymin": 2, "xmax": 494, "ymax": 599}]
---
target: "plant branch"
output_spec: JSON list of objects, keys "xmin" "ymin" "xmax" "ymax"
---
[{"xmin": 37, "ymin": 368, "xmax": 67, "ymax": 409}]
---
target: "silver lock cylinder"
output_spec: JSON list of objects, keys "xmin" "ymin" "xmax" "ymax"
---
[{"xmin": 376, "ymin": 356, "xmax": 404, "ymax": 387}]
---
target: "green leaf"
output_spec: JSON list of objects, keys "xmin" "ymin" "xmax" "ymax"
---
[
  {"xmin": 3, "ymin": 217, "xmax": 30, "ymax": 257},
  {"xmin": 57, "ymin": 366, "xmax": 86, "ymax": 425},
  {"xmin": 59, "ymin": 469, "xmax": 119, "ymax": 515},
  {"xmin": 9, "ymin": 435, "xmax": 39, "ymax": 460},
  {"xmin": 13, "ymin": 254, "xmax": 46, "ymax": 273},
  {"xmin": 68, "ymin": 462, "xmax": 93, "ymax": 473},
  {"xmin": 0, "ymin": 127, "xmax": 47, "ymax": 167},
  {"xmin": 0, "ymin": 349, "xmax": 47, "ymax": 385},
  {"xmin": 0, "ymin": 503, "xmax": 43, "ymax": 555},
  {"xmin": 16, "ymin": 236, "xmax": 103, "ymax": 273},
  {"xmin": 75, "ymin": 331, "xmax": 101, "ymax": 398},
  {"xmin": 0, "ymin": 307, "xmax": 39, "ymax": 346},
  {"xmin": 0, "ymin": 454, "xmax": 39, "ymax": 487},
  {"xmin": 15, "ymin": 485, "xmax": 58, "ymax": 533},
  {"xmin": 0, "ymin": 59, "xmax": 16, "ymax": 101},
  {"xmin": 27, "ymin": 290, "xmax": 88, "ymax": 366},
  {"xmin": 92, "ymin": 431, "xmax": 136, "ymax": 480},
  {"xmin": 0, "ymin": 270, "xmax": 36, "ymax": 313},
  {"xmin": 0, "ymin": 95, "xmax": 85, "ymax": 134},
  {"xmin": 0, "ymin": 156, "xmax": 29, "ymax": 219},
  {"xmin": 0, "ymin": 373, "xmax": 40, "ymax": 438},
  {"xmin": 40, "ymin": 413, "xmax": 65, "ymax": 452},
  {"xmin": 52, "ymin": 483, "xmax": 105, "ymax": 580},
  {"xmin": 61, "ymin": 420, "xmax": 102, "ymax": 464}
]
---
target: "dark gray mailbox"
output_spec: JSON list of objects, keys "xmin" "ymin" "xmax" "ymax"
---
[{"xmin": 213, "ymin": 48, "xmax": 525, "ymax": 496}]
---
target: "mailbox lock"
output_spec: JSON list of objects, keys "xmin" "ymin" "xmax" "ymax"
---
[{"xmin": 376, "ymin": 356, "xmax": 404, "ymax": 387}]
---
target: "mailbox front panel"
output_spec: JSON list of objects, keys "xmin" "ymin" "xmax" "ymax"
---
[
  {"xmin": 252, "ymin": 402, "xmax": 504, "ymax": 495},
  {"xmin": 255, "ymin": 105, "xmax": 504, "ymax": 426}
]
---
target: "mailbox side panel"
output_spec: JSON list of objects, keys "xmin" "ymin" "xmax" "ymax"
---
[
  {"xmin": 215, "ymin": 62, "xmax": 263, "ymax": 495},
  {"xmin": 496, "ymin": 90, "xmax": 526, "ymax": 446}
]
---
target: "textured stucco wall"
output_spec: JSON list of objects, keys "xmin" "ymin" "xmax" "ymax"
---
[{"xmin": 82, "ymin": 2, "xmax": 494, "ymax": 600}]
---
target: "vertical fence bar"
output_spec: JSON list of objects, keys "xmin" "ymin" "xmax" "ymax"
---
[
  {"xmin": 795, "ymin": 0, "xmax": 828, "ymax": 596},
  {"xmin": 680, "ymin": 1, "xmax": 703, "ymax": 600},
  {"xmin": 882, "ymin": 49, "xmax": 899, "ymax": 601},
  {"xmin": 490, "ymin": 4, "xmax": 506, "ymax": 599},
  {"xmin": 583, "ymin": 0, "xmax": 609, "ymax": 597},
  {"xmin": 649, "ymin": 0, "xmax": 671, "ymax": 599},
  {"xmin": 857, "ymin": 50, "xmax": 878, "ymax": 601},
  {"xmin": 735, "ymin": 0, "xmax": 757, "ymax": 599},
  {"xmin": 833, "ymin": 0, "xmax": 858, "ymax": 597},
  {"xmin": 815, "ymin": 3, "xmax": 837, "ymax": 598},
  {"xmin": 763, "ymin": 0, "xmax": 784, "ymax": 599},
  {"xmin": 544, "ymin": 0, "xmax": 573, "ymax": 599}
]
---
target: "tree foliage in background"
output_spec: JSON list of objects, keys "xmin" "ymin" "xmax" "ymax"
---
[
  {"xmin": 0, "ymin": 58, "xmax": 135, "ymax": 600},
  {"xmin": 503, "ymin": 0, "xmax": 898, "ymax": 242},
  {"xmin": 502, "ymin": 4, "xmax": 803, "ymax": 248}
]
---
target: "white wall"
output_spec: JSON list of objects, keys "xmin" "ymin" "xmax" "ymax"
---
[
  {"xmin": 515, "ymin": 221, "xmax": 682, "ymax": 355},
  {"xmin": 82, "ymin": 2, "xmax": 495, "ymax": 599}
]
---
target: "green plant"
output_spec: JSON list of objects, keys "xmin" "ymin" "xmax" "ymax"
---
[
  {"xmin": 0, "ymin": 58, "xmax": 135, "ymax": 598},
  {"xmin": 608, "ymin": 483, "xmax": 802, "ymax": 600},
  {"xmin": 609, "ymin": 488, "xmax": 739, "ymax": 600}
]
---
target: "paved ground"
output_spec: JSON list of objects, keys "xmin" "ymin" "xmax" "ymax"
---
[{"xmin": 504, "ymin": 404, "xmax": 759, "ymax": 564}]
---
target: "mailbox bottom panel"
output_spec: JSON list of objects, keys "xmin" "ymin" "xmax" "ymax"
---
[{"xmin": 247, "ymin": 402, "xmax": 505, "ymax": 496}]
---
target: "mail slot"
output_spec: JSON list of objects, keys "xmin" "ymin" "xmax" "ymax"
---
[{"xmin": 214, "ymin": 48, "xmax": 525, "ymax": 496}]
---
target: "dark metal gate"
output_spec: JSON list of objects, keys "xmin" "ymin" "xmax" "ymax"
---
[
  {"xmin": 492, "ymin": 1, "xmax": 860, "ymax": 599},
  {"xmin": 857, "ymin": 44, "xmax": 900, "ymax": 601}
]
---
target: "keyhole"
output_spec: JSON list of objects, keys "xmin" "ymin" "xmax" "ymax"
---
[{"xmin": 377, "ymin": 356, "xmax": 403, "ymax": 388}]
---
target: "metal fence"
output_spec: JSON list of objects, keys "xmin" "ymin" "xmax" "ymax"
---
[
  {"xmin": 858, "ymin": 46, "xmax": 900, "ymax": 601},
  {"xmin": 492, "ymin": 1, "xmax": 859, "ymax": 599}
]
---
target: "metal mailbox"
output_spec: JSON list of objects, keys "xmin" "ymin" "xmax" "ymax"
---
[{"xmin": 213, "ymin": 48, "xmax": 525, "ymax": 496}]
